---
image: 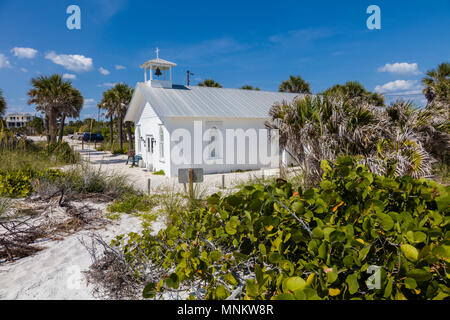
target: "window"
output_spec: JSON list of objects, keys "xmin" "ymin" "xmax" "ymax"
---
[{"xmin": 159, "ymin": 126, "xmax": 164, "ymax": 159}]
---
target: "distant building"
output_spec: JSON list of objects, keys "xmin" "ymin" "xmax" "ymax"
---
[{"xmin": 5, "ymin": 112, "xmax": 36, "ymax": 129}]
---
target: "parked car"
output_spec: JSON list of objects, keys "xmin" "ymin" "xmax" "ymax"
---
[
  {"xmin": 74, "ymin": 132, "xmax": 84, "ymax": 140},
  {"xmin": 82, "ymin": 133, "xmax": 104, "ymax": 142}
]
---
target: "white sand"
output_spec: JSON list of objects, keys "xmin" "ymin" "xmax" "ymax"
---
[{"xmin": 0, "ymin": 214, "xmax": 145, "ymax": 300}]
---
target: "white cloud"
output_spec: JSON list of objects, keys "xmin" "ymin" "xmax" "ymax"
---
[
  {"xmin": 45, "ymin": 51, "xmax": 93, "ymax": 72},
  {"xmin": 62, "ymin": 73, "xmax": 77, "ymax": 80},
  {"xmin": 98, "ymin": 67, "xmax": 110, "ymax": 75},
  {"xmin": 83, "ymin": 98, "xmax": 97, "ymax": 109},
  {"xmin": 20, "ymin": 67, "xmax": 28, "ymax": 73},
  {"xmin": 115, "ymin": 65, "xmax": 126, "ymax": 70},
  {"xmin": 0, "ymin": 54, "xmax": 11, "ymax": 68},
  {"xmin": 97, "ymin": 82, "xmax": 117, "ymax": 88},
  {"xmin": 375, "ymin": 80, "xmax": 420, "ymax": 93},
  {"xmin": 11, "ymin": 47, "xmax": 38, "ymax": 59},
  {"xmin": 378, "ymin": 62, "xmax": 420, "ymax": 75}
]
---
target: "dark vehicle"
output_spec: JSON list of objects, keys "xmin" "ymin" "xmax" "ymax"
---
[{"xmin": 82, "ymin": 133, "xmax": 104, "ymax": 142}]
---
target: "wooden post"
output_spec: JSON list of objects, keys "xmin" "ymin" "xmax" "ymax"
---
[
  {"xmin": 188, "ymin": 168, "xmax": 194, "ymax": 198},
  {"xmin": 82, "ymin": 140, "xmax": 84, "ymax": 150},
  {"xmin": 147, "ymin": 178, "xmax": 151, "ymax": 195},
  {"xmin": 262, "ymin": 169, "xmax": 265, "ymax": 180},
  {"xmin": 222, "ymin": 175, "xmax": 225, "ymax": 190}
]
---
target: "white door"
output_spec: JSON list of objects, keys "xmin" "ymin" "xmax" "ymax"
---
[{"xmin": 146, "ymin": 135, "xmax": 154, "ymax": 171}]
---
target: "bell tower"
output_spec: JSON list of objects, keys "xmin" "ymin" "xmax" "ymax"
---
[{"xmin": 140, "ymin": 48, "xmax": 177, "ymax": 88}]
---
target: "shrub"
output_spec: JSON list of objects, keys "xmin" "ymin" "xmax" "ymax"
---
[
  {"xmin": 111, "ymin": 156, "xmax": 449, "ymax": 300},
  {"xmin": 56, "ymin": 164, "xmax": 133, "ymax": 197},
  {"xmin": 107, "ymin": 193, "xmax": 158, "ymax": 214},
  {"xmin": 45, "ymin": 142, "xmax": 79, "ymax": 164},
  {"xmin": 0, "ymin": 167, "xmax": 63, "ymax": 197},
  {"xmin": 152, "ymin": 170, "xmax": 165, "ymax": 176}
]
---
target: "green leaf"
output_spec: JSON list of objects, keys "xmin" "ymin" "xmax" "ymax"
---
[
  {"xmin": 358, "ymin": 245, "xmax": 371, "ymax": 262},
  {"xmin": 432, "ymin": 245, "xmax": 450, "ymax": 259},
  {"xmin": 404, "ymin": 278, "xmax": 417, "ymax": 290},
  {"xmin": 209, "ymin": 250, "xmax": 221, "ymax": 262},
  {"xmin": 225, "ymin": 222, "xmax": 237, "ymax": 235},
  {"xmin": 142, "ymin": 282, "xmax": 157, "ymax": 299},
  {"xmin": 406, "ymin": 269, "xmax": 432, "ymax": 282},
  {"xmin": 165, "ymin": 273, "xmax": 180, "ymax": 289},
  {"xmin": 376, "ymin": 212, "xmax": 394, "ymax": 231},
  {"xmin": 215, "ymin": 285, "xmax": 229, "ymax": 300},
  {"xmin": 327, "ymin": 269, "xmax": 338, "ymax": 284},
  {"xmin": 401, "ymin": 244, "xmax": 419, "ymax": 262},
  {"xmin": 268, "ymin": 252, "xmax": 282, "ymax": 263},
  {"xmin": 384, "ymin": 278, "xmax": 393, "ymax": 298},
  {"xmin": 274, "ymin": 293, "xmax": 295, "ymax": 300},
  {"xmin": 345, "ymin": 273, "xmax": 359, "ymax": 295},
  {"xmin": 258, "ymin": 243, "xmax": 267, "ymax": 256},
  {"xmin": 285, "ymin": 277, "xmax": 306, "ymax": 292}
]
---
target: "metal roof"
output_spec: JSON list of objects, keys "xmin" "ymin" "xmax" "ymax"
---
[{"xmin": 125, "ymin": 82, "xmax": 301, "ymax": 121}]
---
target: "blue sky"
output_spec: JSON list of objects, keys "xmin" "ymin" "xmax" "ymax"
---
[{"xmin": 0, "ymin": 0, "xmax": 449, "ymax": 119}]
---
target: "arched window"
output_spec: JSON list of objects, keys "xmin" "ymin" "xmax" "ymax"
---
[{"xmin": 159, "ymin": 126, "xmax": 164, "ymax": 159}]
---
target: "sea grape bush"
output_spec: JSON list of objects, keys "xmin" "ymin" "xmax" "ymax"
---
[
  {"xmin": 112, "ymin": 157, "xmax": 449, "ymax": 300},
  {"xmin": 0, "ymin": 167, "xmax": 63, "ymax": 197}
]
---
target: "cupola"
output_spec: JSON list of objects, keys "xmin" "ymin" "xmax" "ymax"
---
[{"xmin": 140, "ymin": 48, "xmax": 176, "ymax": 88}]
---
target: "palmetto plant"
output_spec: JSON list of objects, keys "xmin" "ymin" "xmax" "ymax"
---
[
  {"xmin": 198, "ymin": 79, "xmax": 222, "ymax": 88},
  {"xmin": 278, "ymin": 75, "xmax": 311, "ymax": 94},
  {"xmin": 241, "ymin": 85, "xmax": 260, "ymax": 91},
  {"xmin": 267, "ymin": 96, "xmax": 442, "ymax": 186},
  {"xmin": 322, "ymin": 81, "xmax": 385, "ymax": 107},
  {"xmin": 27, "ymin": 75, "xmax": 83, "ymax": 144}
]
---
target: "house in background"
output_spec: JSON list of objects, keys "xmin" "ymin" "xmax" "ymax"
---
[
  {"xmin": 5, "ymin": 112, "xmax": 36, "ymax": 129},
  {"xmin": 125, "ymin": 52, "xmax": 299, "ymax": 177}
]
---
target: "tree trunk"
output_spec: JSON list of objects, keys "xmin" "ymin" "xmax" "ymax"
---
[
  {"xmin": 126, "ymin": 122, "xmax": 133, "ymax": 152},
  {"xmin": 118, "ymin": 115, "xmax": 123, "ymax": 151},
  {"xmin": 58, "ymin": 114, "xmax": 65, "ymax": 143},
  {"xmin": 48, "ymin": 111, "xmax": 58, "ymax": 145},
  {"xmin": 45, "ymin": 115, "xmax": 50, "ymax": 144},
  {"xmin": 109, "ymin": 114, "xmax": 114, "ymax": 147}
]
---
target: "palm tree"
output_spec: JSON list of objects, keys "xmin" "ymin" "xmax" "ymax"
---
[
  {"xmin": 109, "ymin": 83, "xmax": 133, "ymax": 151},
  {"xmin": 27, "ymin": 75, "xmax": 83, "ymax": 144},
  {"xmin": 98, "ymin": 89, "xmax": 116, "ymax": 147},
  {"xmin": 422, "ymin": 62, "xmax": 450, "ymax": 107},
  {"xmin": 58, "ymin": 87, "xmax": 83, "ymax": 142},
  {"xmin": 0, "ymin": 89, "xmax": 6, "ymax": 119},
  {"xmin": 278, "ymin": 75, "xmax": 311, "ymax": 94},
  {"xmin": 322, "ymin": 81, "xmax": 385, "ymax": 106},
  {"xmin": 241, "ymin": 85, "xmax": 260, "ymax": 91},
  {"xmin": 198, "ymin": 79, "xmax": 222, "ymax": 88}
]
